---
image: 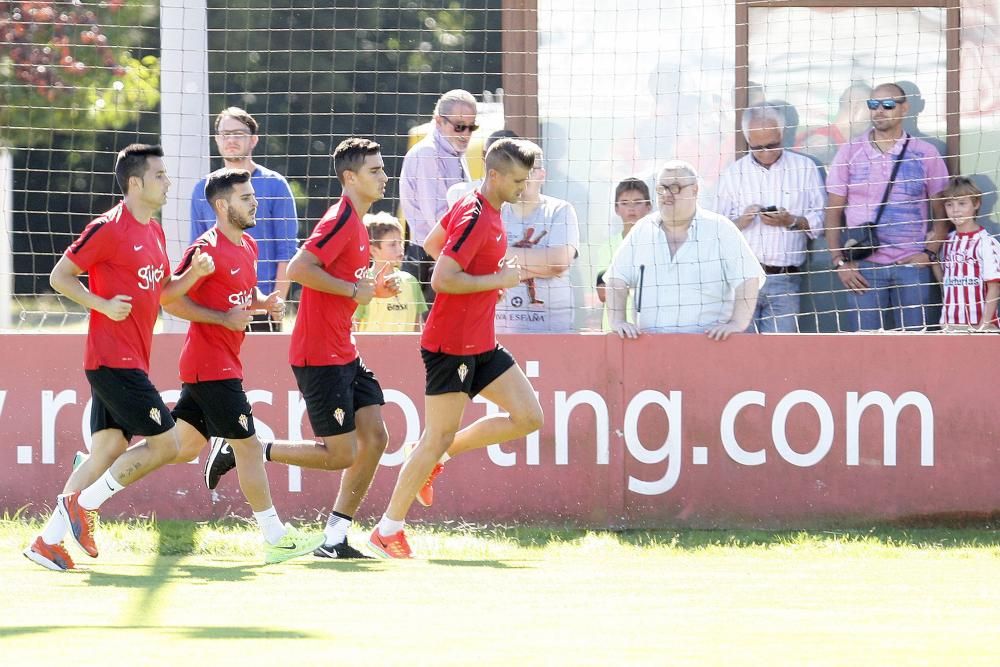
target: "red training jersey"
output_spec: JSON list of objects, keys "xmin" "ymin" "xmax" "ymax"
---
[
  {"xmin": 65, "ymin": 201, "xmax": 169, "ymax": 372},
  {"xmin": 940, "ymin": 228, "xmax": 1000, "ymax": 326},
  {"xmin": 289, "ymin": 196, "xmax": 369, "ymax": 366},
  {"xmin": 175, "ymin": 228, "xmax": 258, "ymax": 382},
  {"xmin": 421, "ymin": 190, "xmax": 507, "ymax": 355}
]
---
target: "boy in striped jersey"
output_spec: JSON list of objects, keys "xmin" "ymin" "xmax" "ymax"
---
[{"xmin": 933, "ymin": 176, "xmax": 1000, "ymax": 329}]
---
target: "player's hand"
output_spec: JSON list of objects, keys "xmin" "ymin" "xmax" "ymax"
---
[
  {"xmin": 706, "ymin": 321, "xmax": 744, "ymax": 342},
  {"xmin": 222, "ymin": 305, "xmax": 254, "ymax": 331},
  {"xmin": 191, "ymin": 248, "xmax": 215, "ymax": 277},
  {"xmin": 612, "ymin": 319, "xmax": 640, "ymax": 340},
  {"xmin": 498, "ymin": 258, "xmax": 521, "ymax": 289},
  {"xmin": 353, "ymin": 276, "xmax": 377, "ymax": 305},
  {"xmin": 835, "ymin": 261, "xmax": 869, "ymax": 294},
  {"xmin": 760, "ymin": 208, "xmax": 794, "ymax": 228},
  {"xmin": 261, "ymin": 291, "xmax": 285, "ymax": 321},
  {"xmin": 100, "ymin": 294, "xmax": 133, "ymax": 321},
  {"xmin": 496, "ymin": 288, "xmax": 506, "ymax": 303},
  {"xmin": 372, "ymin": 264, "xmax": 402, "ymax": 299}
]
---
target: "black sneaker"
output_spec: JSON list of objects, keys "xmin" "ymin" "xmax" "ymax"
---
[
  {"xmin": 314, "ymin": 539, "xmax": 373, "ymax": 559},
  {"xmin": 204, "ymin": 437, "xmax": 237, "ymax": 490}
]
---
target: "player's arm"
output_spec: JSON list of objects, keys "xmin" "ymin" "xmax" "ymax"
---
[
  {"xmin": 508, "ymin": 244, "xmax": 576, "ymax": 279},
  {"xmin": 50, "ymin": 255, "xmax": 132, "ymax": 321},
  {"xmin": 287, "ymin": 246, "xmax": 375, "ymax": 303},
  {"xmin": 163, "ymin": 295, "xmax": 253, "ymax": 332},
  {"xmin": 423, "ymin": 221, "xmax": 447, "ymax": 259},
  {"xmin": 161, "ymin": 247, "xmax": 215, "ymax": 305},
  {"xmin": 431, "ymin": 254, "xmax": 520, "ymax": 295}
]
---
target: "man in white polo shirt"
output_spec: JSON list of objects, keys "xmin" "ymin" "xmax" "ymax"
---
[
  {"xmin": 716, "ymin": 103, "xmax": 826, "ymax": 332},
  {"xmin": 605, "ymin": 160, "xmax": 765, "ymax": 341}
]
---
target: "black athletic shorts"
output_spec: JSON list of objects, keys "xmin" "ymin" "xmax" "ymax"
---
[
  {"xmin": 85, "ymin": 366, "xmax": 175, "ymax": 441},
  {"xmin": 422, "ymin": 344, "xmax": 516, "ymax": 397},
  {"xmin": 292, "ymin": 357, "xmax": 385, "ymax": 437},
  {"xmin": 171, "ymin": 379, "xmax": 256, "ymax": 441}
]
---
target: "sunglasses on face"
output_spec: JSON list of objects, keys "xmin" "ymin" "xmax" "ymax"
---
[
  {"xmin": 867, "ymin": 98, "xmax": 905, "ymax": 110},
  {"xmin": 655, "ymin": 182, "xmax": 694, "ymax": 196},
  {"xmin": 749, "ymin": 141, "xmax": 782, "ymax": 152},
  {"xmin": 444, "ymin": 117, "xmax": 479, "ymax": 133}
]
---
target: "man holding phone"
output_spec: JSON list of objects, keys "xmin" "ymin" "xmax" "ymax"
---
[{"xmin": 716, "ymin": 103, "xmax": 826, "ymax": 332}]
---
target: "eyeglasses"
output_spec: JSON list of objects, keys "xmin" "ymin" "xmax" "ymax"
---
[
  {"xmin": 749, "ymin": 141, "xmax": 782, "ymax": 152},
  {"xmin": 443, "ymin": 117, "xmax": 479, "ymax": 133},
  {"xmin": 655, "ymin": 182, "xmax": 695, "ymax": 195},
  {"xmin": 218, "ymin": 130, "xmax": 253, "ymax": 138},
  {"xmin": 616, "ymin": 199, "xmax": 649, "ymax": 207},
  {"xmin": 866, "ymin": 98, "xmax": 905, "ymax": 110}
]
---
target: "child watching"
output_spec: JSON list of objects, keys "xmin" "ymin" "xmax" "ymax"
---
[
  {"xmin": 355, "ymin": 212, "xmax": 427, "ymax": 332},
  {"xmin": 934, "ymin": 176, "xmax": 1000, "ymax": 330}
]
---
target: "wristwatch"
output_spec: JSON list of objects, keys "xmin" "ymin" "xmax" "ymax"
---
[{"xmin": 834, "ymin": 258, "xmax": 847, "ymax": 268}]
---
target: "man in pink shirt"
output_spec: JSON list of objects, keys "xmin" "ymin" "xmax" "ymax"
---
[{"xmin": 825, "ymin": 82, "xmax": 950, "ymax": 331}]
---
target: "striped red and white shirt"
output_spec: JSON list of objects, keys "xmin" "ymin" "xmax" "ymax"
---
[{"xmin": 940, "ymin": 228, "xmax": 1000, "ymax": 326}]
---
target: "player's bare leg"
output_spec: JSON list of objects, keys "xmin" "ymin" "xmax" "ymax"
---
[
  {"xmin": 444, "ymin": 364, "xmax": 543, "ymax": 458},
  {"xmin": 61, "ymin": 428, "xmax": 128, "ymax": 494},
  {"xmin": 333, "ymin": 404, "xmax": 388, "ymax": 516},
  {"xmin": 267, "ymin": 433, "xmax": 355, "ymax": 471},
  {"xmin": 227, "ymin": 436, "xmax": 272, "ymax": 512},
  {"xmin": 169, "ymin": 419, "xmax": 209, "ymax": 464}
]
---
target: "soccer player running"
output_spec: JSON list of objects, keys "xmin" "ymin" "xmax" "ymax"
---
[
  {"xmin": 24, "ymin": 144, "xmax": 215, "ymax": 571},
  {"xmin": 206, "ymin": 138, "xmax": 401, "ymax": 559},
  {"xmin": 158, "ymin": 167, "xmax": 324, "ymax": 563},
  {"xmin": 368, "ymin": 138, "xmax": 544, "ymax": 559}
]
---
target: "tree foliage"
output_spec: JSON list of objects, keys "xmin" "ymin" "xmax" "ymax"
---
[{"xmin": 0, "ymin": 0, "xmax": 160, "ymax": 147}]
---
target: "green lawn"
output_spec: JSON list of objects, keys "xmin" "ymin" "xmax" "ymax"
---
[{"xmin": 2, "ymin": 518, "xmax": 999, "ymax": 665}]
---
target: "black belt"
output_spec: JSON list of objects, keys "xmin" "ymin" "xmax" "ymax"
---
[{"xmin": 762, "ymin": 264, "xmax": 800, "ymax": 275}]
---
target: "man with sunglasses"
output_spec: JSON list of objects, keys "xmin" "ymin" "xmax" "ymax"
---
[
  {"xmin": 190, "ymin": 107, "xmax": 298, "ymax": 332},
  {"xmin": 400, "ymin": 89, "xmax": 479, "ymax": 309},
  {"xmin": 605, "ymin": 161, "xmax": 765, "ymax": 341},
  {"xmin": 716, "ymin": 103, "xmax": 825, "ymax": 333},
  {"xmin": 825, "ymin": 82, "xmax": 950, "ymax": 331}
]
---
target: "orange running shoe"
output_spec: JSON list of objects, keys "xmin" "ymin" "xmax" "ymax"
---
[
  {"xmin": 367, "ymin": 527, "xmax": 413, "ymax": 559},
  {"xmin": 416, "ymin": 463, "xmax": 444, "ymax": 508},
  {"xmin": 58, "ymin": 491, "xmax": 98, "ymax": 558},
  {"xmin": 23, "ymin": 536, "xmax": 76, "ymax": 571}
]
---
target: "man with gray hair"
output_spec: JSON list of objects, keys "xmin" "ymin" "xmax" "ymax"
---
[
  {"xmin": 606, "ymin": 161, "xmax": 765, "ymax": 340},
  {"xmin": 715, "ymin": 103, "xmax": 826, "ymax": 332},
  {"xmin": 400, "ymin": 89, "xmax": 478, "ymax": 307}
]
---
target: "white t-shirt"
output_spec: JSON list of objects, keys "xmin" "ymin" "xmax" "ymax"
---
[
  {"xmin": 605, "ymin": 208, "xmax": 765, "ymax": 333},
  {"xmin": 495, "ymin": 195, "xmax": 581, "ymax": 333}
]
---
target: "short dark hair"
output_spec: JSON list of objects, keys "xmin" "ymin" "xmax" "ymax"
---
[
  {"xmin": 485, "ymin": 129, "xmax": 519, "ymax": 155},
  {"xmin": 115, "ymin": 144, "xmax": 164, "ymax": 194},
  {"xmin": 204, "ymin": 168, "xmax": 252, "ymax": 208},
  {"xmin": 615, "ymin": 177, "xmax": 651, "ymax": 203},
  {"xmin": 333, "ymin": 137, "xmax": 381, "ymax": 184},
  {"xmin": 215, "ymin": 107, "xmax": 258, "ymax": 134},
  {"xmin": 484, "ymin": 137, "xmax": 539, "ymax": 175}
]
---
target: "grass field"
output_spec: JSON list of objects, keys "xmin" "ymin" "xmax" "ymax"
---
[{"xmin": 2, "ymin": 517, "xmax": 999, "ymax": 666}]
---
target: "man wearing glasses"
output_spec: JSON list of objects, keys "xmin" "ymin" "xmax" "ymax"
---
[
  {"xmin": 716, "ymin": 103, "xmax": 825, "ymax": 333},
  {"xmin": 400, "ymin": 89, "xmax": 478, "ymax": 309},
  {"xmin": 605, "ymin": 161, "xmax": 765, "ymax": 341},
  {"xmin": 190, "ymin": 107, "xmax": 299, "ymax": 332},
  {"xmin": 825, "ymin": 82, "xmax": 950, "ymax": 331}
]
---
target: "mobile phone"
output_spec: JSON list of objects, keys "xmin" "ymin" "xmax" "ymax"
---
[{"xmin": 760, "ymin": 205, "xmax": 778, "ymax": 213}]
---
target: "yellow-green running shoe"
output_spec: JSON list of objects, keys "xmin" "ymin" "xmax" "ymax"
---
[{"xmin": 264, "ymin": 524, "xmax": 326, "ymax": 565}]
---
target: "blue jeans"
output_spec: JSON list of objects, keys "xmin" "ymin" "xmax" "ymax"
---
[
  {"xmin": 747, "ymin": 272, "xmax": 801, "ymax": 333},
  {"xmin": 841, "ymin": 262, "xmax": 940, "ymax": 331}
]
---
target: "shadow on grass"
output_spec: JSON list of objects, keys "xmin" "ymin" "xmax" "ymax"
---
[
  {"xmin": 429, "ymin": 522, "xmax": 1000, "ymax": 551},
  {"xmin": 426, "ymin": 558, "xmax": 532, "ymax": 569},
  {"xmin": 0, "ymin": 625, "xmax": 320, "ymax": 640}
]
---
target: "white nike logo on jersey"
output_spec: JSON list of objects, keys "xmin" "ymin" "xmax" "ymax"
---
[
  {"xmin": 496, "ymin": 234, "xmax": 502, "ymax": 241},
  {"xmin": 230, "ymin": 267, "xmax": 240, "ymax": 275},
  {"xmin": 133, "ymin": 244, "xmax": 143, "ymax": 251},
  {"xmin": 359, "ymin": 245, "xmax": 365, "ymax": 252}
]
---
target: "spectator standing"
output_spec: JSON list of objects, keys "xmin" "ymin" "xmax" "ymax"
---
[
  {"xmin": 400, "ymin": 89, "xmax": 478, "ymax": 308},
  {"xmin": 605, "ymin": 160, "xmax": 765, "ymax": 341},
  {"xmin": 933, "ymin": 176, "xmax": 1000, "ymax": 329},
  {"xmin": 716, "ymin": 103, "xmax": 826, "ymax": 332},
  {"xmin": 190, "ymin": 107, "xmax": 298, "ymax": 332},
  {"xmin": 355, "ymin": 212, "xmax": 427, "ymax": 332},
  {"xmin": 825, "ymin": 82, "xmax": 950, "ymax": 331},
  {"xmin": 596, "ymin": 178, "xmax": 652, "ymax": 328},
  {"xmin": 495, "ymin": 143, "xmax": 581, "ymax": 333}
]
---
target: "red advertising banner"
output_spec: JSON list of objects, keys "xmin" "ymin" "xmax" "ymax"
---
[{"xmin": 1, "ymin": 333, "xmax": 996, "ymax": 528}]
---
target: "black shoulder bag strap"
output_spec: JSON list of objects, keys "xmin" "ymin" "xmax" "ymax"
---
[{"xmin": 872, "ymin": 135, "xmax": 911, "ymax": 227}]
